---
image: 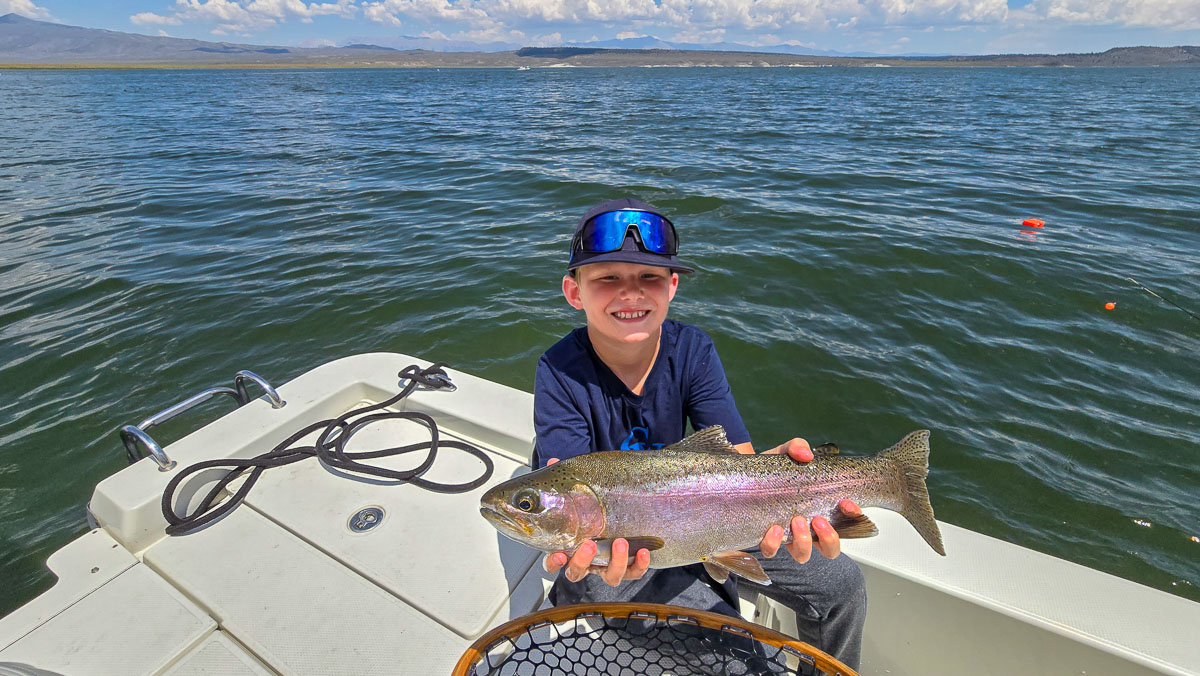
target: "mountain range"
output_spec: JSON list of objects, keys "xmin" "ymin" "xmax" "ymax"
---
[
  {"xmin": 344, "ymin": 32, "xmax": 913, "ymax": 57},
  {"xmin": 3, "ymin": 13, "xmax": 1199, "ymax": 68}
]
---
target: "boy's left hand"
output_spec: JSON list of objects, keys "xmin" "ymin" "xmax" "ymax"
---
[{"xmin": 758, "ymin": 438, "xmax": 862, "ymax": 563}]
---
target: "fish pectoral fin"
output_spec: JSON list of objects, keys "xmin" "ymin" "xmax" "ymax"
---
[
  {"xmin": 624, "ymin": 536, "xmax": 666, "ymax": 552},
  {"xmin": 827, "ymin": 511, "xmax": 879, "ymax": 539},
  {"xmin": 703, "ymin": 562, "xmax": 730, "ymax": 584},
  {"xmin": 663, "ymin": 426, "xmax": 740, "ymax": 454},
  {"xmin": 594, "ymin": 537, "xmax": 666, "ymax": 558},
  {"xmin": 707, "ymin": 550, "xmax": 772, "ymax": 585}
]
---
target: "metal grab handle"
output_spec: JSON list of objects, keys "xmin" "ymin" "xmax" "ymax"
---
[
  {"xmin": 136, "ymin": 387, "xmax": 243, "ymax": 431},
  {"xmin": 234, "ymin": 371, "xmax": 285, "ymax": 409},
  {"xmin": 121, "ymin": 371, "xmax": 286, "ymax": 471},
  {"xmin": 121, "ymin": 425, "xmax": 178, "ymax": 472}
]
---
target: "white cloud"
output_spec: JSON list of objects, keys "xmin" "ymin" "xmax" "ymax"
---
[
  {"xmin": 670, "ymin": 26, "xmax": 727, "ymax": 43},
  {"xmin": 446, "ymin": 25, "xmax": 526, "ymax": 42},
  {"xmin": 527, "ymin": 30, "xmax": 562, "ymax": 45},
  {"xmin": 361, "ymin": 0, "xmax": 664, "ymax": 29},
  {"xmin": 119, "ymin": 0, "xmax": 1200, "ymax": 43},
  {"xmin": 615, "ymin": 30, "xmax": 645, "ymax": 39},
  {"xmin": 131, "ymin": 0, "xmax": 357, "ymax": 33},
  {"xmin": 131, "ymin": 11, "xmax": 183, "ymax": 25},
  {"xmin": 158, "ymin": 28, "xmax": 171, "ymax": 35},
  {"xmin": 361, "ymin": 0, "xmax": 488, "ymax": 25},
  {"xmin": 362, "ymin": 2, "xmax": 401, "ymax": 24},
  {"xmin": 1041, "ymin": 0, "xmax": 1200, "ymax": 29},
  {"xmin": 655, "ymin": 0, "xmax": 1008, "ymax": 33},
  {"xmin": 361, "ymin": 0, "xmax": 1011, "ymax": 36},
  {"xmin": 750, "ymin": 35, "xmax": 819, "ymax": 46},
  {"xmin": 0, "ymin": 0, "xmax": 51, "ymax": 20}
]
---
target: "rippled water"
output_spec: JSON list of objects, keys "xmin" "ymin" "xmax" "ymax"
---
[{"xmin": 1, "ymin": 66, "xmax": 1197, "ymax": 615}]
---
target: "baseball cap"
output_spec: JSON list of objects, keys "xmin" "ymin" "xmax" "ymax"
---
[{"xmin": 567, "ymin": 198, "xmax": 695, "ymax": 274}]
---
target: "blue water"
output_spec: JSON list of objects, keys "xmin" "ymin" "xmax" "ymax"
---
[{"xmin": 0, "ymin": 66, "xmax": 1197, "ymax": 616}]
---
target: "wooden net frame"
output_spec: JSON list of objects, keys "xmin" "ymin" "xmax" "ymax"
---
[{"xmin": 452, "ymin": 602, "xmax": 858, "ymax": 676}]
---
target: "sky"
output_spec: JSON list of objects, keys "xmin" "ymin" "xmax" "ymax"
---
[{"xmin": 5, "ymin": 0, "xmax": 1200, "ymax": 54}]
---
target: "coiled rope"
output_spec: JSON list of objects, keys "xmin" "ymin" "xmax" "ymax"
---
[{"xmin": 161, "ymin": 362, "xmax": 494, "ymax": 536}]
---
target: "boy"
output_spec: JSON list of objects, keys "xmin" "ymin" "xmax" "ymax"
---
[{"xmin": 533, "ymin": 198, "xmax": 869, "ymax": 668}]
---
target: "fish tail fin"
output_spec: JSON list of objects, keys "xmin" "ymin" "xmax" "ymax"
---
[{"xmin": 879, "ymin": 430, "xmax": 946, "ymax": 555}]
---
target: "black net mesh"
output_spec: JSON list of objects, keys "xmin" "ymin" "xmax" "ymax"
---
[{"xmin": 465, "ymin": 610, "xmax": 845, "ymax": 676}]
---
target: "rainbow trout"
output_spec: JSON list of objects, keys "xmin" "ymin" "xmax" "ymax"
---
[{"xmin": 480, "ymin": 426, "xmax": 945, "ymax": 584}]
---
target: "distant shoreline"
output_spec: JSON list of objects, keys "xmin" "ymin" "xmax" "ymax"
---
[
  {"xmin": 4, "ymin": 13, "xmax": 1198, "ymax": 69},
  {"xmin": 3, "ymin": 58, "xmax": 1198, "ymax": 70}
]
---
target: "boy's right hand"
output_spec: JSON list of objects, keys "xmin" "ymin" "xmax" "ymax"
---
[
  {"xmin": 542, "ymin": 457, "xmax": 652, "ymax": 586},
  {"xmin": 543, "ymin": 539, "xmax": 652, "ymax": 586}
]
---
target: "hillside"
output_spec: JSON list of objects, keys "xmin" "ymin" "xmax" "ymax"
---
[{"xmin": 3, "ymin": 14, "xmax": 1198, "ymax": 68}]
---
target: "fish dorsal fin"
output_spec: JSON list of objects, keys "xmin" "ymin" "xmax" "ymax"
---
[
  {"xmin": 703, "ymin": 550, "xmax": 772, "ymax": 585},
  {"xmin": 812, "ymin": 442, "xmax": 840, "ymax": 456},
  {"xmin": 663, "ymin": 426, "xmax": 739, "ymax": 454}
]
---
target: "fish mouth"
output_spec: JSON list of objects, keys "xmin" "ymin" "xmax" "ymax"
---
[{"xmin": 480, "ymin": 506, "xmax": 532, "ymax": 536}]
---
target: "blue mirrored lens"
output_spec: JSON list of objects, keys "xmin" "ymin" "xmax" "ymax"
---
[
  {"xmin": 636, "ymin": 213, "xmax": 669, "ymax": 253},
  {"xmin": 581, "ymin": 211, "xmax": 675, "ymax": 254},
  {"xmin": 583, "ymin": 212, "xmax": 632, "ymax": 251}
]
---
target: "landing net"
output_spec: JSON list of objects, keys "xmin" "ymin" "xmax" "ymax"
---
[{"xmin": 452, "ymin": 602, "xmax": 857, "ymax": 676}]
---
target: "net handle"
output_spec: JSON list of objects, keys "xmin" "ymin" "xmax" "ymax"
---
[{"xmin": 451, "ymin": 601, "xmax": 858, "ymax": 676}]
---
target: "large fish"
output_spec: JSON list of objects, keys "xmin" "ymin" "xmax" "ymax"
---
[{"xmin": 480, "ymin": 426, "xmax": 945, "ymax": 584}]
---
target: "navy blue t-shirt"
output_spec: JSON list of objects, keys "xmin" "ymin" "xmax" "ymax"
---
[{"xmin": 533, "ymin": 320, "xmax": 751, "ymax": 467}]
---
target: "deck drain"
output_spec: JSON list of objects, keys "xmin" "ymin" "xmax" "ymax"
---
[{"xmin": 348, "ymin": 506, "xmax": 385, "ymax": 533}]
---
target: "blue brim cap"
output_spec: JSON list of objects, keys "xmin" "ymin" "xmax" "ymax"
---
[{"xmin": 567, "ymin": 198, "xmax": 695, "ymax": 274}]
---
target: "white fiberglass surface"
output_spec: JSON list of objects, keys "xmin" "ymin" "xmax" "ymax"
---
[{"xmin": 232, "ymin": 404, "xmax": 541, "ymax": 639}]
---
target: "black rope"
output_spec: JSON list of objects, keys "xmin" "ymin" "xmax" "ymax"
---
[{"xmin": 161, "ymin": 363, "xmax": 494, "ymax": 536}]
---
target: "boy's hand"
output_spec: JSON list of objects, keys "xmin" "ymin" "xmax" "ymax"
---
[
  {"xmin": 758, "ymin": 438, "xmax": 862, "ymax": 562},
  {"xmin": 542, "ymin": 457, "xmax": 652, "ymax": 586},
  {"xmin": 543, "ymin": 539, "xmax": 652, "ymax": 586},
  {"xmin": 761, "ymin": 437, "xmax": 815, "ymax": 463}
]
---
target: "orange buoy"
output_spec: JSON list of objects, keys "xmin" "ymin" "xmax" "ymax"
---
[
  {"xmin": 1022, "ymin": 218, "xmax": 1045, "ymax": 228},
  {"xmin": 1104, "ymin": 302, "xmax": 1116, "ymax": 310}
]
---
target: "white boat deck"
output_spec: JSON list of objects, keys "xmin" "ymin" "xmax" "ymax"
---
[{"xmin": 1, "ymin": 353, "xmax": 1197, "ymax": 675}]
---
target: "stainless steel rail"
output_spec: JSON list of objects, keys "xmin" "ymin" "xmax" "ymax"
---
[{"xmin": 120, "ymin": 370, "xmax": 285, "ymax": 471}]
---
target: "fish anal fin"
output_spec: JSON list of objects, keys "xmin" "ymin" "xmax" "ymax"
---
[
  {"xmin": 827, "ymin": 511, "xmax": 879, "ymax": 539},
  {"xmin": 663, "ymin": 426, "xmax": 739, "ymax": 454},
  {"xmin": 706, "ymin": 550, "xmax": 772, "ymax": 585}
]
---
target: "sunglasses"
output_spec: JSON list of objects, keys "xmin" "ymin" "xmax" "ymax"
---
[{"xmin": 573, "ymin": 210, "xmax": 679, "ymax": 255}]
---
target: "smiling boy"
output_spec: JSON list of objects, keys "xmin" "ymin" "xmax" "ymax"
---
[{"xmin": 532, "ymin": 198, "xmax": 868, "ymax": 668}]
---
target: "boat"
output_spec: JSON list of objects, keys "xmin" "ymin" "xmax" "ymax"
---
[{"xmin": 0, "ymin": 353, "xmax": 1196, "ymax": 675}]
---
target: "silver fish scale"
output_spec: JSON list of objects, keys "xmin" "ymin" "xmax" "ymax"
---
[{"xmin": 563, "ymin": 450, "xmax": 907, "ymax": 567}]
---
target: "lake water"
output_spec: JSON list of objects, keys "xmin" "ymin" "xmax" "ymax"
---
[{"xmin": 0, "ymin": 66, "xmax": 1197, "ymax": 616}]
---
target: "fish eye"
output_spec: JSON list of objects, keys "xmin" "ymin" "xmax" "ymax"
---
[{"xmin": 514, "ymin": 490, "xmax": 540, "ymax": 512}]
